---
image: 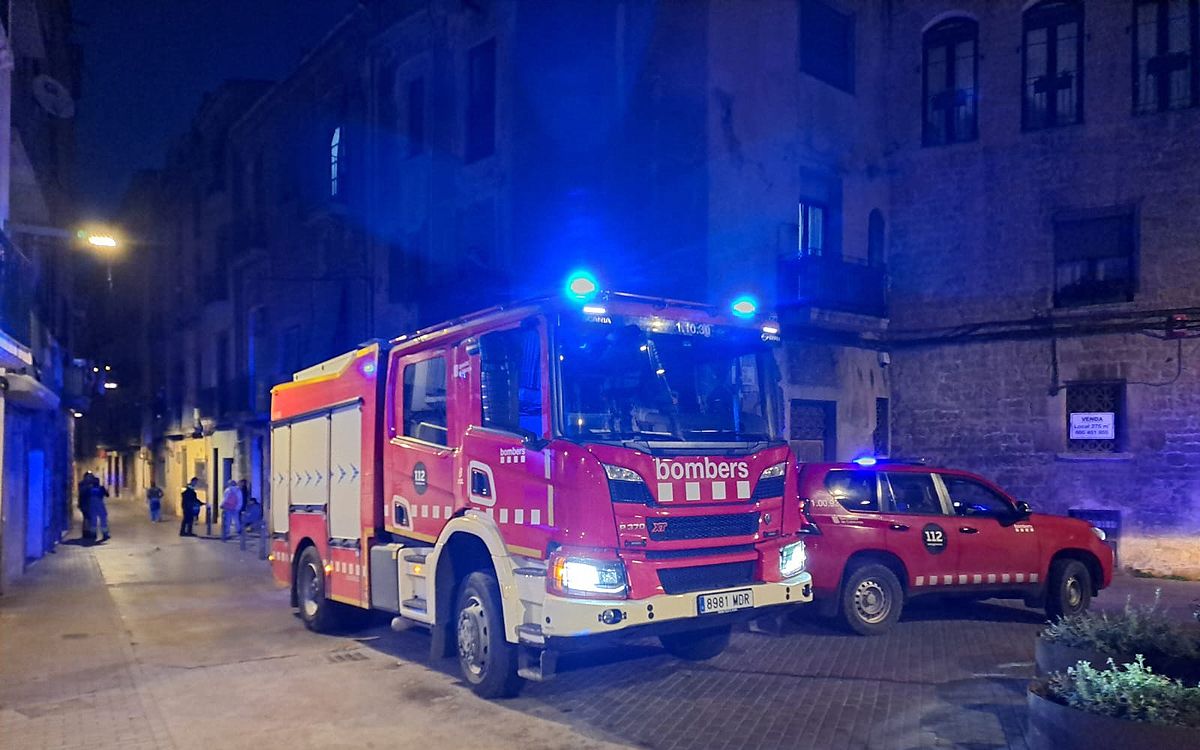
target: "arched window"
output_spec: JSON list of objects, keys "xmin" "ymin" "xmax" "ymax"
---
[
  {"xmin": 868, "ymin": 209, "xmax": 886, "ymax": 266},
  {"xmin": 329, "ymin": 127, "xmax": 342, "ymax": 197},
  {"xmin": 1023, "ymin": 1, "xmax": 1084, "ymax": 130},
  {"xmin": 922, "ymin": 17, "xmax": 978, "ymax": 146}
]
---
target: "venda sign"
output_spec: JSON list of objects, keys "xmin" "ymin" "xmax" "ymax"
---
[{"xmin": 1070, "ymin": 412, "xmax": 1115, "ymax": 440}]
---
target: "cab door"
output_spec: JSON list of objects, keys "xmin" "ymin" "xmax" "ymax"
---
[
  {"xmin": 936, "ymin": 473, "xmax": 1042, "ymax": 592},
  {"xmin": 459, "ymin": 321, "xmax": 553, "ymax": 556},
  {"xmin": 384, "ymin": 350, "xmax": 458, "ymax": 540},
  {"xmin": 878, "ymin": 470, "xmax": 960, "ymax": 591}
]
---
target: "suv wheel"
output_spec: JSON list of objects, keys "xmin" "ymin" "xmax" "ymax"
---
[
  {"xmin": 1046, "ymin": 559, "xmax": 1092, "ymax": 619},
  {"xmin": 841, "ymin": 563, "xmax": 903, "ymax": 636}
]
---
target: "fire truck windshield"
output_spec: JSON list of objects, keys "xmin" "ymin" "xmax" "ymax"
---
[{"xmin": 558, "ymin": 319, "xmax": 777, "ymax": 443}]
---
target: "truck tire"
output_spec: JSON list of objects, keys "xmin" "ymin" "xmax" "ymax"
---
[
  {"xmin": 660, "ymin": 625, "xmax": 732, "ymax": 661},
  {"xmin": 841, "ymin": 563, "xmax": 903, "ymax": 636},
  {"xmin": 296, "ymin": 546, "xmax": 343, "ymax": 633},
  {"xmin": 455, "ymin": 571, "xmax": 523, "ymax": 699},
  {"xmin": 1045, "ymin": 559, "xmax": 1091, "ymax": 620}
]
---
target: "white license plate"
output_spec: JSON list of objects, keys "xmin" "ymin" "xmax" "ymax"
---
[{"xmin": 697, "ymin": 588, "xmax": 754, "ymax": 615}]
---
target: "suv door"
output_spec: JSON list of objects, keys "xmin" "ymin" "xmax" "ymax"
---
[
  {"xmin": 938, "ymin": 473, "xmax": 1041, "ymax": 591},
  {"xmin": 879, "ymin": 471, "xmax": 959, "ymax": 590}
]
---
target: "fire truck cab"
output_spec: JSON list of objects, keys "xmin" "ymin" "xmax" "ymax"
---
[{"xmin": 269, "ymin": 282, "xmax": 813, "ymax": 697}]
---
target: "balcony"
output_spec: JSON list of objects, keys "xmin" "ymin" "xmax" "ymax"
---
[
  {"xmin": 777, "ymin": 254, "xmax": 887, "ymax": 318},
  {"xmin": 0, "ymin": 235, "xmax": 34, "ymax": 351}
]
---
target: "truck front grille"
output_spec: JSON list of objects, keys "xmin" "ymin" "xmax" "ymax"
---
[
  {"xmin": 658, "ymin": 561, "xmax": 756, "ymax": 594},
  {"xmin": 646, "ymin": 512, "xmax": 759, "ymax": 542}
]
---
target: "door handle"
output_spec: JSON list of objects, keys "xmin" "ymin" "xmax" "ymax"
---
[
  {"xmin": 889, "ymin": 523, "xmax": 910, "ymax": 531},
  {"xmin": 959, "ymin": 526, "xmax": 979, "ymax": 534}
]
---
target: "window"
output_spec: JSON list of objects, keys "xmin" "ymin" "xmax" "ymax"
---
[
  {"xmin": 407, "ymin": 77, "xmax": 426, "ymax": 156},
  {"xmin": 480, "ymin": 325, "xmax": 543, "ymax": 437},
  {"xmin": 943, "ymin": 476, "xmax": 1013, "ymax": 517},
  {"xmin": 873, "ymin": 397, "xmax": 890, "ymax": 456},
  {"xmin": 329, "ymin": 127, "xmax": 342, "ymax": 197},
  {"xmin": 867, "ymin": 209, "xmax": 885, "ymax": 266},
  {"xmin": 403, "ymin": 356, "xmax": 448, "ymax": 445},
  {"xmin": 881, "ymin": 472, "xmax": 943, "ymax": 515},
  {"xmin": 1133, "ymin": 0, "xmax": 1199, "ymax": 114},
  {"xmin": 1023, "ymin": 1, "xmax": 1084, "ymax": 130},
  {"xmin": 824, "ymin": 470, "xmax": 879, "ymax": 512},
  {"xmin": 799, "ymin": 0, "xmax": 855, "ymax": 93},
  {"xmin": 466, "ymin": 39, "xmax": 496, "ymax": 162},
  {"xmin": 797, "ymin": 201, "xmax": 826, "ymax": 256},
  {"xmin": 923, "ymin": 17, "xmax": 978, "ymax": 146},
  {"xmin": 1054, "ymin": 211, "xmax": 1137, "ymax": 307},
  {"xmin": 1066, "ymin": 382, "xmax": 1125, "ymax": 453}
]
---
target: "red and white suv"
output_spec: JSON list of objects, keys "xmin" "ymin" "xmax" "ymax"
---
[{"xmin": 798, "ymin": 460, "xmax": 1114, "ymax": 634}]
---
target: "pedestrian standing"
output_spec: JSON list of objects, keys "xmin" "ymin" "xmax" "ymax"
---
[
  {"xmin": 146, "ymin": 481, "xmax": 164, "ymax": 522},
  {"xmin": 77, "ymin": 472, "xmax": 96, "ymax": 542},
  {"xmin": 180, "ymin": 477, "xmax": 201, "ymax": 537},
  {"xmin": 221, "ymin": 479, "xmax": 244, "ymax": 541},
  {"xmin": 90, "ymin": 481, "xmax": 111, "ymax": 543}
]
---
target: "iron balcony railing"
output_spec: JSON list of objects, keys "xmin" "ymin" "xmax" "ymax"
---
[
  {"xmin": 0, "ymin": 231, "xmax": 35, "ymax": 348},
  {"xmin": 777, "ymin": 253, "xmax": 888, "ymax": 318}
]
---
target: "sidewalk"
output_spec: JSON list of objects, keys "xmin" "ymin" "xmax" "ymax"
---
[{"xmin": 0, "ymin": 498, "xmax": 627, "ymax": 750}]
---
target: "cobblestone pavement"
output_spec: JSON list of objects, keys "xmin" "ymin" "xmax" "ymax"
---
[{"xmin": 2, "ymin": 497, "xmax": 1197, "ymax": 750}]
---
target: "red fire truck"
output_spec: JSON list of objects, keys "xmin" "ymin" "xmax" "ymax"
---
[{"xmin": 269, "ymin": 277, "xmax": 813, "ymax": 697}]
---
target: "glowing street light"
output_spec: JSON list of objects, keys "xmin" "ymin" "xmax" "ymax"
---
[
  {"xmin": 87, "ymin": 234, "xmax": 118, "ymax": 248},
  {"xmin": 103, "ymin": 381, "xmax": 118, "ymax": 390}
]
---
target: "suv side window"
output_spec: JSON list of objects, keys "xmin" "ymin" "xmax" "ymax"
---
[
  {"xmin": 881, "ymin": 472, "xmax": 943, "ymax": 515},
  {"xmin": 943, "ymin": 476, "xmax": 1013, "ymax": 517},
  {"xmin": 824, "ymin": 470, "xmax": 879, "ymax": 512},
  {"xmin": 403, "ymin": 356, "xmax": 448, "ymax": 445}
]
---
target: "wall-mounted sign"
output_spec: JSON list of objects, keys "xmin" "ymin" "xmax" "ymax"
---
[{"xmin": 1070, "ymin": 412, "xmax": 1115, "ymax": 440}]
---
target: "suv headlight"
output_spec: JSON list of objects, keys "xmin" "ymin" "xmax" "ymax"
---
[
  {"xmin": 548, "ymin": 551, "xmax": 628, "ymax": 599},
  {"xmin": 1090, "ymin": 526, "xmax": 1107, "ymax": 542},
  {"xmin": 779, "ymin": 540, "xmax": 807, "ymax": 578}
]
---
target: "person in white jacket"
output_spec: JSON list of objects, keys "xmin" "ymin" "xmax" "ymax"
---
[{"xmin": 220, "ymin": 479, "xmax": 244, "ymax": 541}]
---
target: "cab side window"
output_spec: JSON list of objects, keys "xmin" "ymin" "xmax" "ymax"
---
[
  {"xmin": 479, "ymin": 325, "xmax": 543, "ymax": 437},
  {"xmin": 882, "ymin": 472, "xmax": 943, "ymax": 515},
  {"xmin": 943, "ymin": 476, "xmax": 1013, "ymax": 517},
  {"xmin": 824, "ymin": 470, "xmax": 879, "ymax": 512},
  {"xmin": 403, "ymin": 356, "xmax": 448, "ymax": 445}
]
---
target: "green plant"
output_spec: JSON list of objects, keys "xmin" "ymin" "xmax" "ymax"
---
[
  {"xmin": 1041, "ymin": 590, "xmax": 1200, "ymax": 660},
  {"xmin": 1046, "ymin": 656, "xmax": 1200, "ymax": 728}
]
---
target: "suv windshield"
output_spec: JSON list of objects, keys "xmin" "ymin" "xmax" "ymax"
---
[{"xmin": 558, "ymin": 318, "xmax": 777, "ymax": 442}]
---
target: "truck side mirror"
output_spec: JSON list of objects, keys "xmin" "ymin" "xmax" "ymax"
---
[{"xmin": 1014, "ymin": 501, "xmax": 1032, "ymax": 518}]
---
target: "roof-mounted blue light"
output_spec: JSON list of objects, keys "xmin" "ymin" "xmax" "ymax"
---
[
  {"xmin": 853, "ymin": 456, "xmax": 878, "ymax": 467},
  {"xmin": 730, "ymin": 295, "xmax": 758, "ymax": 319},
  {"xmin": 565, "ymin": 270, "xmax": 600, "ymax": 302}
]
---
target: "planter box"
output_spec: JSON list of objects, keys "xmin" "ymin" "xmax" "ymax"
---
[
  {"xmin": 1027, "ymin": 685, "xmax": 1197, "ymax": 750},
  {"xmin": 1036, "ymin": 636, "xmax": 1200, "ymax": 683}
]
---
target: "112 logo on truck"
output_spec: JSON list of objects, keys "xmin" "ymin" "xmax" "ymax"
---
[{"xmin": 268, "ymin": 276, "xmax": 813, "ymax": 697}]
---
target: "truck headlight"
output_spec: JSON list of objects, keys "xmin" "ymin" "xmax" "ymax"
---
[
  {"xmin": 549, "ymin": 551, "xmax": 628, "ymax": 599},
  {"xmin": 1090, "ymin": 526, "xmax": 1107, "ymax": 542},
  {"xmin": 779, "ymin": 540, "xmax": 807, "ymax": 578},
  {"xmin": 602, "ymin": 463, "xmax": 653, "ymax": 504}
]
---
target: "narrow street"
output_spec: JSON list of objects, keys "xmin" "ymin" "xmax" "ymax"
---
[{"xmin": 2, "ymin": 495, "xmax": 1196, "ymax": 750}]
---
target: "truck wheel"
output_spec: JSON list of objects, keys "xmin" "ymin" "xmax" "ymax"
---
[
  {"xmin": 1046, "ymin": 559, "xmax": 1092, "ymax": 619},
  {"xmin": 455, "ymin": 571, "xmax": 523, "ymax": 699},
  {"xmin": 841, "ymin": 563, "xmax": 903, "ymax": 635},
  {"xmin": 660, "ymin": 625, "xmax": 732, "ymax": 661},
  {"xmin": 296, "ymin": 547, "xmax": 342, "ymax": 633}
]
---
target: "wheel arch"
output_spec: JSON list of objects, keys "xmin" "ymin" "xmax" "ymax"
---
[
  {"xmin": 290, "ymin": 536, "xmax": 319, "ymax": 607},
  {"xmin": 1050, "ymin": 548, "xmax": 1103, "ymax": 595},
  {"xmin": 427, "ymin": 512, "xmax": 530, "ymax": 646},
  {"xmin": 843, "ymin": 549, "xmax": 910, "ymax": 598}
]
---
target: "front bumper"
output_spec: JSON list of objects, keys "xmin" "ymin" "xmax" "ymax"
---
[{"xmin": 539, "ymin": 572, "xmax": 813, "ymax": 640}]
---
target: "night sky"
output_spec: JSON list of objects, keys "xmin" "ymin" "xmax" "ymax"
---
[{"xmin": 73, "ymin": 0, "xmax": 356, "ymax": 219}]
